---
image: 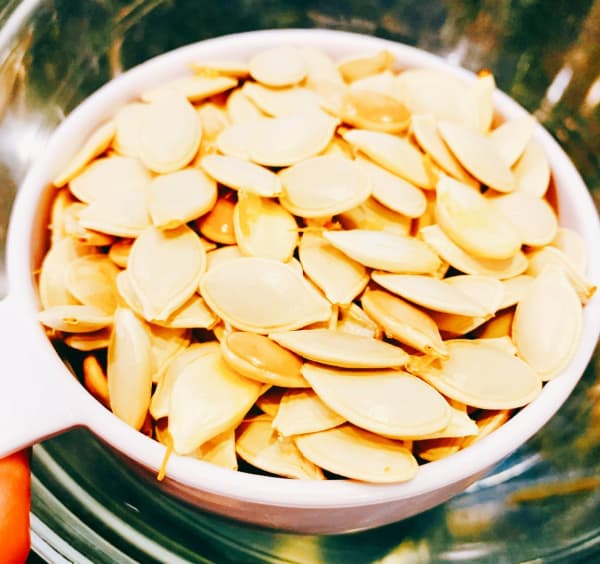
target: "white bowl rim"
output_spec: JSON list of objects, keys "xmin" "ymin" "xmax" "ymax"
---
[{"xmin": 5, "ymin": 28, "xmax": 600, "ymax": 509}]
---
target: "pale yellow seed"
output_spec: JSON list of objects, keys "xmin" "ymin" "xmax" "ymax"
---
[
  {"xmin": 138, "ymin": 92, "xmax": 202, "ymax": 174},
  {"xmin": 38, "ymin": 304, "xmax": 112, "ymax": 333},
  {"xmin": 220, "ymin": 331, "xmax": 308, "ymax": 388},
  {"xmin": 249, "ymin": 46, "xmax": 307, "ymax": 87},
  {"xmin": 107, "ymin": 308, "xmax": 153, "ymax": 430},
  {"xmin": 236, "ymin": 416, "xmax": 325, "ymax": 480},
  {"xmin": 233, "ymin": 192, "xmax": 298, "ymax": 262},
  {"xmin": 272, "ymin": 389, "xmax": 345, "ymax": 436},
  {"xmin": 295, "ymin": 424, "xmax": 418, "ymax": 483},
  {"xmin": 338, "ymin": 50, "xmax": 395, "ymax": 83},
  {"xmin": 53, "ymin": 120, "xmax": 116, "ymax": 187},
  {"xmin": 147, "ymin": 168, "xmax": 217, "ymax": 229},
  {"xmin": 489, "ymin": 115, "xmax": 536, "ymax": 167},
  {"xmin": 197, "ymin": 197, "xmax": 237, "ymax": 245}
]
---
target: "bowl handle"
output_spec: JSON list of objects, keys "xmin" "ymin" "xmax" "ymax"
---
[{"xmin": 0, "ymin": 294, "xmax": 86, "ymax": 457}]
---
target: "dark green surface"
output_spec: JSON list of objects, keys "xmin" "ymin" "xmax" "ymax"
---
[{"xmin": 0, "ymin": 0, "xmax": 599, "ymax": 561}]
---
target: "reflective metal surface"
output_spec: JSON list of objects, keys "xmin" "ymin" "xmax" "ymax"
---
[{"xmin": 0, "ymin": 0, "xmax": 599, "ymax": 561}]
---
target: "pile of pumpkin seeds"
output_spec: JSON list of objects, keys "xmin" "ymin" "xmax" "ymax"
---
[{"xmin": 38, "ymin": 45, "xmax": 595, "ymax": 483}]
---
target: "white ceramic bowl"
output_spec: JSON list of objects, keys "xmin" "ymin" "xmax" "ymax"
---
[{"xmin": 0, "ymin": 29, "xmax": 598, "ymax": 535}]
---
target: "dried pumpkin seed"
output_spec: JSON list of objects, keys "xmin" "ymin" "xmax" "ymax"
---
[
  {"xmin": 295, "ymin": 424, "xmax": 418, "ymax": 483},
  {"xmin": 220, "ymin": 331, "xmax": 308, "ymax": 388},
  {"xmin": 142, "ymin": 74, "xmax": 237, "ymax": 103},
  {"xmin": 226, "ymin": 88, "xmax": 264, "ymax": 123},
  {"xmin": 272, "ymin": 389, "xmax": 345, "ymax": 436},
  {"xmin": 356, "ymin": 156, "xmax": 426, "ymax": 218},
  {"xmin": 38, "ymin": 304, "xmax": 112, "ymax": 333},
  {"xmin": 197, "ymin": 196, "xmax": 237, "ymax": 245},
  {"xmin": 113, "ymin": 103, "xmax": 146, "ymax": 158},
  {"xmin": 64, "ymin": 254, "xmax": 120, "ymax": 314},
  {"xmin": 138, "ymin": 92, "xmax": 202, "ymax": 174},
  {"xmin": 513, "ymin": 266, "xmax": 583, "ymax": 380},
  {"xmin": 83, "ymin": 354, "xmax": 110, "ymax": 407},
  {"xmin": 128, "ymin": 225, "xmax": 206, "ymax": 321},
  {"xmin": 236, "ymin": 415, "xmax": 325, "ymax": 480},
  {"xmin": 270, "ymin": 329, "xmax": 408, "ymax": 369},
  {"xmin": 218, "ymin": 109, "xmax": 338, "ymax": 167},
  {"xmin": 323, "ymin": 229, "xmax": 441, "ymax": 274},
  {"xmin": 201, "ymin": 154, "xmax": 282, "ymax": 197},
  {"xmin": 339, "ymin": 198, "xmax": 413, "ymax": 236},
  {"xmin": 147, "ymin": 168, "xmax": 217, "ymax": 229},
  {"xmin": 64, "ymin": 328, "xmax": 112, "ymax": 351},
  {"xmin": 107, "ymin": 308, "xmax": 153, "ymax": 429},
  {"xmin": 242, "ymin": 82, "xmax": 321, "ymax": 117},
  {"xmin": 53, "ymin": 120, "xmax": 116, "ymax": 187},
  {"xmin": 550, "ymin": 227, "xmax": 588, "ymax": 273},
  {"xmin": 489, "ymin": 115, "xmax": 535, "ymax": 167},
  {"xmin": 512, "ymin": 139, "xmax": 550, "ymax": 197},
  {"xmin": 435, "ymin": 176, "xmax": 522, "ymax": 260},
  {"xmin": 302, "ymin": 363, "xmax": 451, "ymax": 438},
  {"xmin": 488, "ymin": 190, "xmax": 557, "ymax": 247},
  {"xmin": 299, "ymin": 231, "xmax": 369, "ymax": 306},
  {"xmin": 421, "ymin": 224, "xmax": 528, "ymax": 279},
  {"xmin": 279, "ymin": 155, "xmax": 371, "ymax": 218},
  {"xmin": 410, "ymin": 340, "xmax": 541, "ymax": 409},
  {"xmin": 338, "ymin": 50, "xmax": 395, "ymax": 83},
  {"xmin": 438, "ymin": 120, "xmax": 515, "ymax": 193},
  {"xmin": 168, "ymin": 342, "xmax": 263, "ymax": 454},
  {"xmin": 361, "ymin": 289, "xmax": 448, "ymax": 358},
  {"xmin": 341, "ymin": 129, "xmax": 433, "ymax": 189},
  {"xmin": 233, "ymin": 192, "xmax": 298, "ymax": 261},
  {"xmin": 200, "ymin": 257, "xmax": 331, "ymax": 333},
  {"xmin": 249, "ymin": 46, "xmax": 307, "ymax": 87}
]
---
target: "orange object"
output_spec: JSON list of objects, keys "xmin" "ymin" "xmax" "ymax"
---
[{"xmin": 0, "ymin": 451, "xmax": 30, "ymax": 564}]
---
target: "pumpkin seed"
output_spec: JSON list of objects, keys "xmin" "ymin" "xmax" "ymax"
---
[
  {"xmin": 341, "ymin": 129, "xmax": 433, "ymax": 189},
  {"xmin": 445, "ymin": 275, "xmax": 505, "ymax": 315},
  {"xmin": 526, "ymin": 246, "xmax": 596, "ymax": 304},
  {"xmin": 361, "ymin": 289, "xmax": 448, "ymax": 358},
  {"xmin": 273, "ymin": 389, "xmax": 345, "ymax": 436},
  {"xmin": 339, "ymin": 89, "xmax": 410, "ymax": 133},
  {"xmin": 513, "ymin": 266, "xmax": 583, "ymax": 380},
  {"xmin": 295, "ymin": 424, "xmax": 418, "ymax": 483},
  {"xmin": 218, "ymin": 109, "xmax": 339, "ymax": 167},
  {"xmin": 197, "ymin": 196, "xmax": 237, "ymax": 245},
  {"xmin": 82, "ymin": 354, "xmax": 110, "ymax": 407},
  {"xmin": 550, "ymin": 227, "xmax": 588, "ymax": 273},
  {"xmin": 147, "ymin": 168, "xmax": 217, "ymax": 229},
  {"xmin": 420, "ymin": 224, "xmax": 528, "ymax": 279},
  {"xmin": 416, "ymin": 404, "xmax": 478, "ymax": 440},
  {"xmin": 113, "ymin": 103, "xmax": 146, "ymax": 158},
  {"xmin": 489, "ymin": 115, "xmax": 536, "ymax": 167},
  {"xmin": 220, "ymin": 331, "xmax": 308, "ymax": 388},
  {"xmin": 256, "ymin": 387, "xmax": 286, "ymax": 417},
  {"xmin": 128, "ymin": 225, "xmax": 206, "ymax": 321},
  {"xmin": 189, "ymin": 60, "xmax": 249, "ymax": 77},
  {"xmin": 270, "ymin": 329, "xmax": 408, "ymax": 369},
  {"xmin": 301, "ymin": 47, "xmax": 344, "ymax": 86},
  {"xmin": 371, "ymin": 273, "xmax": 488, "ymax": 316},
  {"xmin": 233, "ymin": 192, "xmax": 298, "ymax": 261},
  {"xmin": 226, "ymin": 88, "xmax": 264, "ymax": 123},
  {"xmin": 474, "ymin": 72, "xmax": 495, "ymax": 133},
  {"xmin": 38, "ymin": 304, "xmax": 112, "ymax": 333},
  {"xmin": 62, "ymin": 203, "xmax": 116, "ymax": 247},
  {"xmin": 411, "ymin": 114, "xmax": 477, "ymax": 187},
  {"xmin": 148, "ymin": 324, "xmax": 190, "ymax": 382},
  {"xmin": 153, "ymin": 294, "xmax": 218, "ymax": 330},
  {"xmin": 395, "ymin": 69, "xmax": 478, "ymax": 129},
  {"xmin": 512, "ymin": 139, "xmax": 550, "ymax": 197},
  {"xmin": 108, "ymin": 239, "xmax": 133, "ymax": 269},
  {"xmin": 461, "ymin": 409, "xmax": 511, "ymax": 448},
  {"xmin": 64, "ymin": 254, "xmax": 120, "ymax": 314},
  {"xmin": 78, "ymin": 191, "xmax": 152, "ymax": 238},
  {"xmin": 302, "ymin": 363, "xmax": 451, "ymax": 438},
  {"xmin": 279, "ymin": 155, "xmax": 371, "ymax": 218},
  {"xmin": 150, "ymin": 342, "xmax": 216, "ymax": 419},
  {"xmin": 410, "ymin": 340, "xmax": 542, "ymax": 409},
  {"xmin": 299, "ymin": 231, "xmax": 369, "ymax": 306},
  {"xmin": 107, "ymin": 308, "xmax": 153, "ymax": 429},
  {"xmin": 53, "ymin": 120, "xmax": 116, "ymax": 187},
  {"xmin": 138, "ymin": 92, "xmax": 202, "ymax": 174},
  {"xmin": 200, "ymin": 257, "xmax": 331, "ymax": 333},
  {"xmin": 335, "ymin": 302, "xmax": 382, "ymax": 339},
  {"xmin": 201, "ymin": 154, "xmax": 281, "ymax": 197},
  {"xmin": 64, "ymin": 328, "xmax": 112, "ymax": 351},
  {"xmin": 348, "ymin": 70, "xmax": 396, "ymax": 96},
  {"xmin": 436, "ymin": 176, "xmax": 521, "ymax": 260},
  {"xmin": 323, "ymin": 229, "xmax": 441, "ymax": 274},
  {"xmin": 249, "ymin": 46, "xmax": 307, "ymax": 87},
  {"xmin": 242, "ymin": 82, "xmax": 321, "ymax": 117},
  {"xmin": 438, "ymin": 121, "xmax": 515, "ymax": 192},
  {"xmin": 339, "ymin": 198, "xmax": 413, "ymax": 236},
  {"xmin": 356, "ymin": 156, "xmax": 426, "ymax": 218},
  {"xmin": 236, "ymin": 415, "xmax": 325, "ymax": 480},
  {"xmin": 476, "ymin": 308, "xmax": 514, "ymax": 339},
  {"xmin": 168, "ymin": 342, "xmax": 263, "ymax": 454},
  {"xmin": 49, "ymin": 189, "xmax": 75, "ymax": 245},
  {"xmin": 338, "ymin": 50, "xmax": 395, "ymax": 83},
  {"xmin": 142, "ymin": 74, "xmax": 237, "ymax": 103},
  {"xmin": 39, "ymin": 236, "xmax": 94, "ymax": 308},
  {"xmin": 488, "ymin": 190, "xmax": 557, "ymax": 247}
]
